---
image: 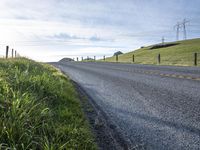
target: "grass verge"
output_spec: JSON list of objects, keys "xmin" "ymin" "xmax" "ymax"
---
[{"xmin": 0, "ymin": 58, "xmax": 96, "ymax": 149}]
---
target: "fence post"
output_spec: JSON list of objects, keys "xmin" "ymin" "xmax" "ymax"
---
[
  {"xmin": 6, "ymin": 46, "xmax": 9, "ymax": 59},
  {"xmin": 194, "ymin": 52, "xmax": 197, "ymax": 66},
  {"xmin": 103, "ymin": 55, "xmax": 105, "ymax": 61},
  {"xmin": 12, "ymin": 49, "xmax": 14, "ymax": 58},
  {"xmin": 132, "ymin": 54, "xmax": 134, "ymax": 63},
  {"xmin": 94, "ymin": 56, "xmax": 96, "ymax": 61},
  {"xmin": 15, "ymin": 50, "xmax": 17, "ymax": 58},
  {"xmin": 77, "ymin": 57, "xmax": 79, "ymax": 61},
  {"xmin": 116, "ymin": 54, "xmax": 118, "ymax": 62},
  {"xmin": 157, "ymin": 53, "xmax": 161, "ymax": 64},
  {"xmin": 82, "ymin": 57, "xmax": 83, "ymax": 61}
]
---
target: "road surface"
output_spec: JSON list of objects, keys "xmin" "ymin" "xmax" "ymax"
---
[{"xmin": 53, "ymin": 62, "xmax": 200, "ymax": 150}]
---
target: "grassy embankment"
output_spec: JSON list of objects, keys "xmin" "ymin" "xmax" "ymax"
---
[
  {"xmin": 105, "ymin": 38, "xmax": 200, "ymax": 66},
  {"xmin": 0, "ymin": 58, "xmax": 96, "ymax": 149}
]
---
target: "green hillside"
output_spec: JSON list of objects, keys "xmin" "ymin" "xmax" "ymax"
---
[{"xmin": 105, "ymin": 38, "xmax": 200, "ymax": 66}]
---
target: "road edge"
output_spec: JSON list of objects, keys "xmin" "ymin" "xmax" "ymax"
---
[{"xmin": 72, "ymin": 81, "xmax": 132, "ymax": 150}]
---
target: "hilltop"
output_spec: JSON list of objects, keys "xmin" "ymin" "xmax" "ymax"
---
[{"xmin": 105, "ymin": 38, "xmax": 200, "ymax": 66}]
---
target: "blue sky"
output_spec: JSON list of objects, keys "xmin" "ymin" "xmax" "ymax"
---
[{"xmin": 0, "ymin": 0, "xmax": 200, "ymax": 61}]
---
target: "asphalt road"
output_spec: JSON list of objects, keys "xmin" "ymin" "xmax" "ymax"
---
[{"xmin": 54, "ymin": 62, "xmax": 200, "ymax": 150}]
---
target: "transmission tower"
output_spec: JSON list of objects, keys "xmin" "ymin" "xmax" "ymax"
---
[
  {"xmin": 182, "ymin": 19, "xmax": 189, "ymax": 40},
  {"xmin": 174, "ymin": 19, "xmax": 190, "ymax": 41},
  {"xmin": 174, "ymin": 22, "xmax": 181, "ymax": 41}
]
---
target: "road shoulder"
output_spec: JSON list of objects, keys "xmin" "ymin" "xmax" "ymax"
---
[{"xmin": 72, "ymin": 81, "xmax": 130, "ymax": 150}]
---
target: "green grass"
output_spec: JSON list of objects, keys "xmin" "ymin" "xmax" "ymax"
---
[
  {"xmin": 105, "ymin": 38, "xmax": 200, "ymax": 66},
  {"xmin": 0, "ymin": 58, "xmax": 97, "ymax": 149}
]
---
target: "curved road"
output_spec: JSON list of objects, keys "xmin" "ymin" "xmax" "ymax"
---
[{"xmin": 54, "ymin": 62, "xmax": 200, "ymax": 150}]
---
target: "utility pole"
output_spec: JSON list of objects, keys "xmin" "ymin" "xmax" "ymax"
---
[
  {"xmin": 162, "ymin": 36, "xmax": 165, "ymax": 44},
  {"xmin": 182, "ymin": 19, "xmax": 189, "ymax": 40}
]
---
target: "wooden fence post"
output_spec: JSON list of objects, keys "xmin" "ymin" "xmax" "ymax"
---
[
  {"xmin": 132, "ymin": 54, "xmax": 134, "ymax": 63},
  {"xmin": 103, "ymin": 55, "xmax": 105, "ymax": 61},
  {"xmin": 15, "ymin": 51, "xmax": 17, "ymax": 58},
  {"xmin": 94, "ymin": 56, "xmax": 96, "ymax": 61},
  {"xmin": 12, "ymin": 49, "xmax": 14, "ymax": 58},
  {"xmin": 194, "ymin": 53, "xmax": 197, "ymax": 66},
  {"xmin": 158, "ymin": 53, "xmax": 161, "ymax": 64},
  {"xmin": 116, "ymin": 54, "xmax": 118, "ymax": 62},
  {"xmin": 6, "ymin": 46, "xmax": 9, "ymax": 59},
  {"xmin": 77, "ymin": 57, "xmax": 79, "ymax": 61}
]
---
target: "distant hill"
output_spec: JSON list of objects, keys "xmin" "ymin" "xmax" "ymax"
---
[
  {"xmin": 105, "ymin": 38, "xmax": 200, "ymax": 66},
  {"xmin": 59, "ymin": 58, "xmax": 74, "ymax": 62}
]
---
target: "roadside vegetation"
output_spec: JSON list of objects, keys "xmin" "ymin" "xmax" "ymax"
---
[
  {"xmin": 0, "ymin": 58, "xmax": 96, "ymax": 149},
  {"xmin": 105, "ymin": 38, "xmax": 200, "ymax": 66}
]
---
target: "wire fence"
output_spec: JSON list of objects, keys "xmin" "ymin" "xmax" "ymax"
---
[
  {"xmin": 101, "ymin": 52, "xmax": 200, "ymax": 66},
  {"xmin": 0, "ymin": 46, "xmax": 20, "ymax": 59},
  {"xmin": 0, "ymin": 45, "xmax": 199, "ymax": 67},
  {"xmin": 57, "ymin": 52, "xmax": 199, "ymax": 67}
]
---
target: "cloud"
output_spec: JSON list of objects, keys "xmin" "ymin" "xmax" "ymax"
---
[
  {"xmin": 47, "ymin": 33, "xmax": 114, "ymax": 43},
  {"xmin": 51, "ymin": 33, "xmax": 84, "ymax": 40},
  {"xmin": 89, "ymin": 36, "xmax": 104, "ymax": 42},
  {"xmin": 0, "ymin": 0, "xmax": 200, "ymax": 62}
]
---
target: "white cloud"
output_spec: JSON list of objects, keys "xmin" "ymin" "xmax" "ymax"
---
[{"xmin": 0, "ymin": 0, "xmax": 199, "ymax": 61}]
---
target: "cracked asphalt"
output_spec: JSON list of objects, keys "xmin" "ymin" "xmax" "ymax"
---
[{"xmin": 53, "ymin": 62, "xmax": 200, "ymax": 150}]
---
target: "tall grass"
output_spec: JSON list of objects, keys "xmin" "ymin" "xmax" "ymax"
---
[{"xmin": 0, "ymin": 58, "xmax": 96, "ymax": 149}]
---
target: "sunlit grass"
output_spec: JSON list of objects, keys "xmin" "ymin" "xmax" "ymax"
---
[
  {"xmin": 105, "ymin": 38, "xmax": 200, "ymax": 66},
  {"xmin": 0, "ymin": 58, "xmax": 96, "ymax": 149}
]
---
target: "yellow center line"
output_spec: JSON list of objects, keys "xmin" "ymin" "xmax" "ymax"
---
[
  {"xmin": 164, "ymin": 74, "xmax": 170, "ymax": 77},
  {"xmin": 113, "ymin": 68, "xmax": 200, "ymax": 81},
  {"xmin": 178, "ymin": 75, "xmax": 184, "ymax": 78},
  {"xmin": 186, "ymin": 76, "xmax": 192, "ymax": 79}
]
